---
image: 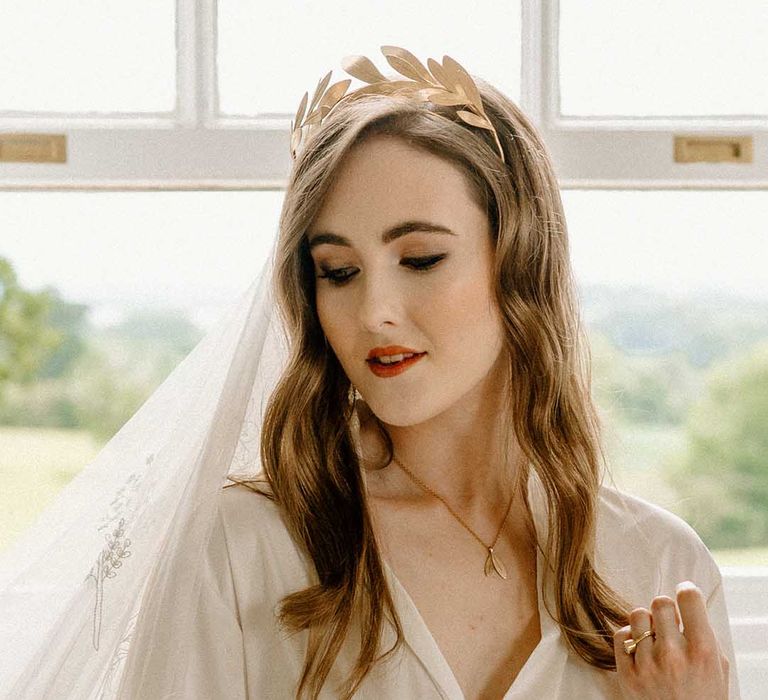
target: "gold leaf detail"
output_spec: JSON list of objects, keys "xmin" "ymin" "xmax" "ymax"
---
[
  {"xmin": 341, "ymin": 55, "xmax": 387, "ymax": 84},
  {"xmin": 427, "ymin": 91, "xmax": 470, "ymax": 107},
  {"xmin": 384, "ymin": 55, "xmax": 424, "ymax": 83},
  {"xmin": 443, "ymin": 55, "xmax": 483, "ymax": 109},
  {"xmin": 381, "ymin": 45, "xmax": 434, "ymax": 84},
  {"xmin": 435, "ymin": 56, "xmax": 463, "ymax": 95},
  {"xmin": 484, "ymin": 550, "xmax": 494, "ymax": 576},
  {"xmin": 291, "ymin": 48, "xmax": 506, "ymax": 164},
  {"xmin": 319, "ymin": 79, "xmax": 351, "ymax": 112},
  {"xmin": 416, "ymin": 87, "xmax": 444, "ymax": 98},
  {"xmin": 350, "ymin": 80, "xmax": 417, "ymax": 98},
  {"xmin": 427, "ymin": 58, "xmax": 452, "ymax": 91},
  {"xmin": 303, "ymin": 110, "xmax": 324, "ymax": 127},
  {"xmin": 491, "ymin": 551, "xmax": 508, "ymax": 579},
  {"xmin": 456, "ymin": 110, "xmax": 492, "ymax": 131},
  {"xmin": 308, "ymin": 70, "xmax": 332, "ymax": 116},
  {"xmin": 293, "ymin": 92, "xmax": 308, "ymax": 133},
  {"xmin": 290, "ymin": 127, "xmax": 302, "ymax": 157}
]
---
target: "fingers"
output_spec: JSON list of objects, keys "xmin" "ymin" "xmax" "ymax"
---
[
  {"xmin": 615, "ymin": 586, "xmax": 729, "ymax": 699},
  {"xmin": 650, "ymin": 595, "xmax": 682, "ymax": 647},
  {"xmin": 629, "ymin": 607, "xmax": 654, "ymax": 664},
  {"xmin": 613, "ymin": 624, "xmax": 634, "ymax": 676},
  {"xmin": 676, "ymin": 581, "xmax": 717, "ymax": 649}
]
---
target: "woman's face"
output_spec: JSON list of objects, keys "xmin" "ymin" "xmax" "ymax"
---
[{"xmin": 307, "ymin": 135, "xmax": 507, "ymax": 427}]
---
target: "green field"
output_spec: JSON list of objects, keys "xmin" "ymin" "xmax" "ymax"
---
[
  {"xmin": 0, "ymin": 424, "xmax": 765, "ymax": 566},
  {"xmin": 0, "ymin": 425, "xmax": 103, "ymax": 553}
]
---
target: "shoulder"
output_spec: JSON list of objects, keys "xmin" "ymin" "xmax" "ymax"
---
[
  {"xmin": 216, "ymin": 479, "xmax": 316, "ymax": 589},
  {"xmin": 595, "ymin": 483, "xmax": 704, "ymax": 552},
  {"xmin": 593, "ymin": 484, "xmax": 722, "ymax": 605},
  {"xmin": 218, "ymin": 479, "xmax": 286, "ymax": 543}
]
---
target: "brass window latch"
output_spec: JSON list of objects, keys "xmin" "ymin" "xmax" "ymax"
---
[
  {"xmin": 674, "ymin": 135, "xmax": 753, "ymax": 163},
  {"xmin": 0, "ymin": 133, "xmax": 67, "ymax": 163}
]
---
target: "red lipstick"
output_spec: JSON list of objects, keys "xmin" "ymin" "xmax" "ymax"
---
[
  {"xmin": 366, "ymin": 345, "xmax": 427, "ymax": 378},
  {"xmin": 367, "ymin": 345, "xmax": 421, "ymax": 360}
]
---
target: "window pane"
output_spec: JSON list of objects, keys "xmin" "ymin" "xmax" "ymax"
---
[
  {"xmin": 0, "ymin": 192, "xmax": 280, "ymax": 328},
  {"xmin": 564, "ymin": 190, "xmax": 768, "ymax": 565},
  {"xmin": 0, "ymin": 1, "xmax": 176, "ymax": 113},
  {"xmin": 559, "ymin": 0, "xmax": 768, "ymax": 117},
  {"xmin": 0, "ymin": 191, "xmax": 280, "ymax": 552},
  {"xmin": 217, "ymin": 0, "xmax": 521, "ymax": 116}
]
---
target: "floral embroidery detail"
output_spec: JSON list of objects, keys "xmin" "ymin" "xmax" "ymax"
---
[
  {"xmin": 85, "ymin": 452, "xmax": 156, "ymax": 651},
  {"xmin": 86, "ymin": 517, "xmax": 132, "ymax": 650}
]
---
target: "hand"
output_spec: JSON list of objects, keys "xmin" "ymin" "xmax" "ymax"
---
[{"xmin": 613, "ymin": 581, "xmax": 730, "ymax": 699}]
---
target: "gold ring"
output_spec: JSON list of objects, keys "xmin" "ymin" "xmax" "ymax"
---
[{"xmin": 623, "ymin": 629, "xmax": 655, "ymax": 655}]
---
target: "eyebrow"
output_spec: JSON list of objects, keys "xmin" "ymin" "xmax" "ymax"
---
[{"xmin": 307, "ymin": 220, "xmax": 457, "ymax": 250}]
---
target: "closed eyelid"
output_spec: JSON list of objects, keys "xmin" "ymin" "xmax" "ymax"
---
[{"xmin": 315, "ymin": 253, "xmax": 447, "ymax": 285}]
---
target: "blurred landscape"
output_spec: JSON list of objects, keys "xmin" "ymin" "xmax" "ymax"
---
[{"xmin": 1, "ymin": 255, "xmax": 766, "ymax": 565}]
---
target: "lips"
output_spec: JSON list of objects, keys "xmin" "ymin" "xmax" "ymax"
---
[
  {"xmin": 367, "ymin": 345, "xmax": 422, "ymax": 361},
  {"xmin": 366, "ymin": 351, "xmax": 426, "ymax": 378}
]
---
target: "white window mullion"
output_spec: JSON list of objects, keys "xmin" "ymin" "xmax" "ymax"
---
[
  {"xmin": 520, "ymin": 0, "xmax": 545, "ymax": 128},
  {"xmin": 198, "ymin": 0, "xmax": 219, "ymax": 128},
  {"xmin": 176, "ymin": 0, "xmax": 199, "ymax": 128}
]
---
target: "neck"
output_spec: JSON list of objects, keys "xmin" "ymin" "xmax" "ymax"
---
[{"xmin": 356, "ymin": 390, "xmax": 523, "ymax": 517}]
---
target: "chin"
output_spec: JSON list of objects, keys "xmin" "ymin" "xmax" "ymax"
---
[{"xmin": 361, "ymin": 392, "xmax": 451, "ymax": 429}]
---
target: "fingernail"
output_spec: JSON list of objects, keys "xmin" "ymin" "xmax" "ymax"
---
[{"xmin": 676, "ymin": 580, "xmax": 698, "ymax": 593}]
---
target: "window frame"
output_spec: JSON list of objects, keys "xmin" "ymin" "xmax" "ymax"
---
[
  {"xmin": 0, "ymin": 0, "xmax": 766, "ymax": 190},
  {"xmin": 523, "ymin": 0, "xmax": 768, "ymax": 191}
]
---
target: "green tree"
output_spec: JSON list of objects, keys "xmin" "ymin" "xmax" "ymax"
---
[
  {"xmin": 36, "ymin": 290, "xmax": 90, "ymax": 380},
  {"xmin": 588, "ymin": 330, "xmax": 699, "ymax": 426},
  {"xmin": 0, "ymin": 257, "xmax": 63, "ymax": 392},
  {"xmin": 66, "ymin": 345, "xmax": 153, "ymax": 442},
  {"xmin": 668, "ymin": 341, "xmax": 768, "ymax": 549}
]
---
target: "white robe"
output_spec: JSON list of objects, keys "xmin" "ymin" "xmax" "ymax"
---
[{"xmin": 186, "ymin": 470, "xmax": 740, "ymax": 699}]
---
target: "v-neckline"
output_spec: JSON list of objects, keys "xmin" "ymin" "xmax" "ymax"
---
[{"xmin": 379, "ymin": 470, "xmax": 562, "ymax": 700}]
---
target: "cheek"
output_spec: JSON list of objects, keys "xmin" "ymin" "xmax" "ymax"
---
[
  {"xmin": 316, "ymin": 295, "xmax": 337, "ymax": 336},
  {"xmin": 316, "ymin": 294, "xmax": 353, "ymax": 359},
  {"xmin": 315, "ymin": 294, "xmax": 329, "ymax": 333},
  {"xmin": 424, "ymin": 266, "xmax": 500, "ymax": 348}
]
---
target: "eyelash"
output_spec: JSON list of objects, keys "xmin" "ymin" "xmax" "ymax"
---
[{"xmin": 317, "ymin": 255, "xmax": 446, "ymax": 286}]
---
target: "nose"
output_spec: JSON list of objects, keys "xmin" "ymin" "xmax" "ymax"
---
[{"xmin": 356, "ymin": 268, "xmax": 400, "ymax": 332}]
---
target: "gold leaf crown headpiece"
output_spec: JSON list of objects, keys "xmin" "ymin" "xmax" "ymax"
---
[{"xmin": 290, "ymin": 45, "xmax": 505, "ymax": 164}]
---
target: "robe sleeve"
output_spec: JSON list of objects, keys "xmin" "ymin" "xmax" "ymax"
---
[{"xmin": 596, "ymin": 487, "xmax": 743, "ymax": 700}]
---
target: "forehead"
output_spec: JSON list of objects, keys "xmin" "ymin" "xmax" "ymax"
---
[{"xmin": 308, "ymin": 136, "xmax": 485, "ymax": 241}]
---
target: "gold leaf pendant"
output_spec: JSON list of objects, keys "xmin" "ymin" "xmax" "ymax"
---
[{"xmin": 484, "ymin": 547, "xmax": 507, "ymax": 579}]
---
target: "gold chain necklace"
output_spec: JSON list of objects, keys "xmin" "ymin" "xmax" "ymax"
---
[{"xmin": 390, "ymin": 454, "xmax": 516, "ymax": 580}]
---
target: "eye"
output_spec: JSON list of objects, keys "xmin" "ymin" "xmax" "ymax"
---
[
  {"xmin": 317, "ymin": 254, "xmax": 446, "ymax": 287},
  {"xmin": 402, "ymin": 254, "xmax": 446, "ymax": 271},
  {"xmin": 317, "ymin": 266, "xmax": 356, "ymax": 285}
]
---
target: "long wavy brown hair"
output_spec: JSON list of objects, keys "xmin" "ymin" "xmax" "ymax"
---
[{"xmin": 227, "ymin": 76, "xmax": 631, "ymax": 699}]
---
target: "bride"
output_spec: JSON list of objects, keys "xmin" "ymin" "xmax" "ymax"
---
[{"xmin": 0, "ymin": 47, "xmax": 737, "ymax": 699}]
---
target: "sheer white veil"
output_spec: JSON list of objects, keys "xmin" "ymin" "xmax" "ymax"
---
[{"xmin": 0, "ymin": 234, "xmax": 289, "ymax": 698}]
